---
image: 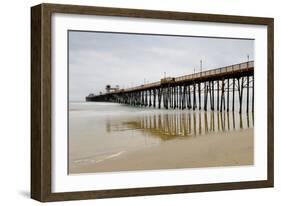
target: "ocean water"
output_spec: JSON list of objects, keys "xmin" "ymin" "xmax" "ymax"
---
[{"xmin": 68, "ymin": 102, "xmax": 253, "ymax": 173}]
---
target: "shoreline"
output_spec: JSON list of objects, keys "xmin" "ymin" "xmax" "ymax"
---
[{"xmin": 69, "ymin": 128, "xmax": 253, "ymax": 174}]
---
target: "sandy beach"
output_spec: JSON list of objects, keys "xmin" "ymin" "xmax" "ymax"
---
[{"xmin": 69, "ymin": 127, "xmax": 253, "ymax": 174}]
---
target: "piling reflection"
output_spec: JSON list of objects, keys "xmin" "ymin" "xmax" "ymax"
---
[{"xmin": 107, "ymin": 111, "xmax": 254, "ymax": 141}]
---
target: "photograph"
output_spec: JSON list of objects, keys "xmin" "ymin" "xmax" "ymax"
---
[
  {"xmin": 68, "ymin": 31, "xmax": 255, "ymax": 174},
  {"xmin": 30, "ymin": 3, "xmax": 273, "ymax": 201}
]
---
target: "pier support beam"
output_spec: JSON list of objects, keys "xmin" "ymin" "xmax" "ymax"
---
[
  {"xmin": 246, "ymin": 76, "xmax": 249, "ymax": 113},
  {"xmin": 208, "ymin": 82, "xmax": 211, "ymax": 110},
  {"xmin": 170, "ymin": 86, "xmax": 173, "ymax": 109},
  {"xmin": 188, "ymin": 85, "xmax": 191, "ymax": 109},
  {"xmin": 139, "ymin": 91, "xmax": 144, "ymax": 106},
  {"xmin": 232, "ymin": 78, "xmax": 235, "ymax": 112},
  {"xmin": 252, "ymin": 75, "xmax": 254, "ymax": 112},
  {"xmin": 198, "ymin": 83, "xmax": 201, "ymax": 110},
  {"xmin": 158, "ymin": 88, "xmax": 162, "ymax": 109},
  {"xmin": 204, "ymin": 83, "xmax": 209, "ymax": 111},
  {"xmin": 238, "ymin": 77, "xmax": 244, "ymax": 114},
  {"xmin": 182, "ymin": 85, "xmax": 186, "ymax": 109},
  {"xmin": 227, "ymin": 78, "xmax": 230, "ymax": 112},
  {"xmin": 149, "ymin": 90, "xmax": 152, "ymax": 107},
  {"xmin": 145, "ymin": 90, "xmax": 148, "ymax": 106},
  {"xmin": 193, "ymin": 83, "xmax": 196, "ymax": 110},
  {"xmin": 217, "ymin": 80, "xmax": 219, "ymax": 111},
  {"xmin": 179, "ymin": 86, "xmax": 182, "ymax": 109},
  {"xmin": 211, "ymin": 81, "xmax": 214, "ymax": 110},
  {"xmin": 176, "ymin": 86, "xmax": 179, "ymax": 108},
  {"xmin": 204, "ymin": 82, "xmax": 207, "ymax": 111},
  {"xmin": 220, "ymin": 80, "xmax": 225, "ymax": 112},
  {"xmin": 173, "ymin": 86, "xmax": 176, "ymax": 109},
  {"xmin": 177, "ymin": 86, "xmax": 180, "ymax": 108},
  {"xmin": 153, "ymin": 89, "xmax": 156, "ymax": 108}
]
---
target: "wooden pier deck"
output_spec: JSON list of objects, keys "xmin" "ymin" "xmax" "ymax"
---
[{"xmin": 86, "ymin": 61, "xmax": 254, "ymax": 113}]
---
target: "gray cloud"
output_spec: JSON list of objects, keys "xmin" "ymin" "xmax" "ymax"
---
[{"xmin": 69, "ymin": 31, "xmax": 254, "ymax": 101}]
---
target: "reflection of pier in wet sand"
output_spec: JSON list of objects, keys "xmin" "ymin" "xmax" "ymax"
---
[
  {"xmin": 107, "ymin": 111, "xmax": 253, "ymax": 141},
  {"xmin": 70, "ymin": 103, "xmax": 254, "ymax": 174}
]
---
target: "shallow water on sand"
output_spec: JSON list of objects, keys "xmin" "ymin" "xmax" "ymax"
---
[{"xmin": 69, "ymin": 102, "xmax": 253, "ymax": 173}]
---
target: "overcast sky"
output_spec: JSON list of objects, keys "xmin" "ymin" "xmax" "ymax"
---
[{"xmin": 69, "ymin": 31, "xmax": 254, "ymax": 101}]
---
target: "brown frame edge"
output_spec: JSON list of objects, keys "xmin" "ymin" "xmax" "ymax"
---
[{"xmin": 31, "ymin": 3, "xmax": 274, "ymax": 202}]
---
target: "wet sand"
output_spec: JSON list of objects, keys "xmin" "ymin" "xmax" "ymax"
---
[{"xmin": 70, "ymin": 128, "xmax": 253, "ymax": 174}]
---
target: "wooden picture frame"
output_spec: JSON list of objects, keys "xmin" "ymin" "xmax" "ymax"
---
[{"xmin": 31, "ymin": 3, "xmax": 274, "ymax": 202}]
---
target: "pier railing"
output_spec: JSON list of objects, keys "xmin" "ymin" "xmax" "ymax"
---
[{"xmin": 176, "ymin": 61, "xmax": 253, "ymax": 82}]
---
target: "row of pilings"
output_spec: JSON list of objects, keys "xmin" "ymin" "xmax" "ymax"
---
[{"xmin": 113, "ymin": 75, "xmax": 254, "ymax": 113}]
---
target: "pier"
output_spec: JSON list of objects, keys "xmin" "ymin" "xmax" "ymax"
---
[{"xmin": 86, "ymin": 61, "xmax": 254, "ymax": 113}]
